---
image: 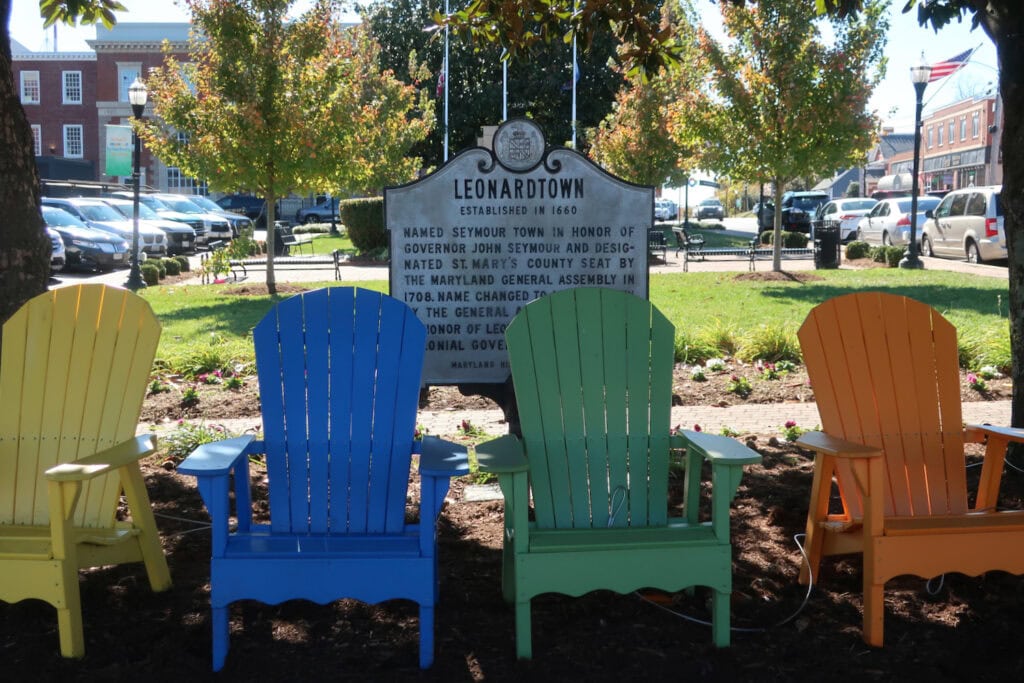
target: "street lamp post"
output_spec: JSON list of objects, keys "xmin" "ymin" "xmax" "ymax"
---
[
  {"xmin": 900, "ymin": 55, "xmax": 931, "ymax": 269},
  {"xmin": 124, "ymin": 78, "xmax": 148, "ymax": 291}
]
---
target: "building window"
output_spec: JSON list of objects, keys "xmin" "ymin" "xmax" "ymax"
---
[
  {"xmin": 166, "ymin": 167, "xmax": 208, "ymax": 195},
  {"xmin": 63, "ymin": 124, "xmax": 84, "ymax": 158},
  {"xmin": 960, "ymin": 117, "xmax": 967, "ymax": 141},
  {"xmin": 972, "ymin": 111, "xmax": 981, "ymax": 138},
  {"xmin": 31, "ymin": 125, "xmax": 41, "ymax": 156},
  {"xmin": 117, "ymin": 64, "xmax": 141, "ymax": 102},
  {"xmin": 927, "ymin": 126, "xmax": 933, "ymax": 148},
  {"xmin": 937, "ymin": 124, "xmax": 944, "ymax": 146},
  {"xmin": 20, "ymin": 71, "xmax": 40, "ymax": 104},
  {"xmin": 62, "ymin": 71, "xmax": 82, "ymax": 104},
  {"xmin": 948, "ymin": 121, "xmax": 955, "ymax": 143}
]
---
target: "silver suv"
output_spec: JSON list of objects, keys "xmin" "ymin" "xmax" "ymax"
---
[{"xmin": 921, "ymin": 185, "xmax": 1005, "ymax": 263}]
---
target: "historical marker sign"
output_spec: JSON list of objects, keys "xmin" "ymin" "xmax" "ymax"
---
[{"xmin": 386, "ymin": 119, "xmax": 653, "ymax": 385}]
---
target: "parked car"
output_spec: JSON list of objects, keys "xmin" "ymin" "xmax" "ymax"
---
[
  {"xmin": 42, "ymin": 205, "xmax": 130, "ymax": 272},
  {"xmin": 150, "ymin": 193, "xmax": 233, "ymax": 242},
  {"xmin": 216, "ymin": 193, "xmax": 280, "ymax": 227},
  {"xmin": 921, "ymin": 185, "xmax": 1006, "ymax": 263},
  {"xmin": 47, "ymin": 227, "xmax": 65, "ymax": 273},
  {"xmin": 780, "ymin": 191, "xmax": 829, "ymax": 232},
  {"xmin": 654, "ymin": 198, "xmax": 678, "ymax": 221},
  {"xmin": 108, "ymin": 192, "xmax": 210, "ymax": 247},
  {"xmin": 856, "ymin": 196, "xmax": 941, "ymax": 246},
  {"xmin": 813, "ymin": 198, "xmax": 877, "ymax": 242},
  {"xmin": 187, "ymin": 194, "xmax": 253, "ymax": 237},
  {"xmin": 42, "ymin": 196, "xmax": 167, "ymax": 257},
  {"xmin": 295, "ymin": 196, "xmax": 338, "ymax": 224},
  {"xmin": 754, "ymin": 201, "xmax": 775, "ymax": 230},
  {"xmin": 696, "ymin": 197, "xmax": 724, "ymax": 221},
  {"xmin": 99, "ymin": 197, "xmax": 197, "ymax": 255}
]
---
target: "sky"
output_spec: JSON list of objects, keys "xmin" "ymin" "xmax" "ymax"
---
[{"xmin": 9, "ymin": 0, "xmax": 999, "ymax": 134}]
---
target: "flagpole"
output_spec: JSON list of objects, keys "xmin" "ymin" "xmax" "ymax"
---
[
  {"xmin": 571, "ymin": 33, "xmax": 577, "ymax": 147},
  {"xmin": 502, "ymin": 52, "xmax": 508, "ymax": 121},
  {"xmin": 443, "ymin": 0, "xmax": 450, "ymax": 161}
]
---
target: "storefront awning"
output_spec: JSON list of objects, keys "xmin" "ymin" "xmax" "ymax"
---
[{"xmin": 874, "ymin": 173, "xmax": 913, "ymax": 193}]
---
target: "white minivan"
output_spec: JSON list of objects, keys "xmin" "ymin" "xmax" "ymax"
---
[{"xmin": 921, "ymin": 186, "xmax": 1006, "ymax": 263}]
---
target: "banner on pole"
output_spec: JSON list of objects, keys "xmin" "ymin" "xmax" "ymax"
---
[{"xmin": 105, "ymin": 125, "xmax": 133, "ymax": 177}]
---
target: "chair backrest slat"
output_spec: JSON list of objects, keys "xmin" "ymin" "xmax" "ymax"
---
[
  {"xmin": 0, "ymin": 285, "xmax": 159, "ymax": 528},
  {"xmin": 254, "ymin": 288, "xmax": 425, "ymax": 536},
  {"xmin": 507, "ymin": 288, "xmax": 674, "ymax": 530},
  {"xmin": 799, "ymin": 292, "xmax": 967, "ymax": 519}
]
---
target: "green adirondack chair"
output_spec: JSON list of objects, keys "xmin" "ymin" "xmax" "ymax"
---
[{"xmin": 476, "ymin": 287, "xmax": 760, "ymax": 659}]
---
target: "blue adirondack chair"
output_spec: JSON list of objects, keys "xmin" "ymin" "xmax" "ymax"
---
[{"xmin": 179, "ymin": 287, "xmax": 468, "ymax": 671}]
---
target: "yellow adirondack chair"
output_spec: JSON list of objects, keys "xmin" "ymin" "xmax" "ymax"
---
[
  {"xmin": 796, "ymin": 291, "xmax": 1024, "ymax": 646},
  {"xmin": 0, "ymin": 284, "xmax": 171, "ymax": 658}
]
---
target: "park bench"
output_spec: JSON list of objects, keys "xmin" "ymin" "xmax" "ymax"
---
[
  {"xmin": 281, "ymin": 232, "xmax": 314, "ymax": 254},
  {"xmin": 647, "ymin": 227, "xmax": 668, "ymax": 261},
  {"xmin": 200, "ymin": 243, "xmax": 343, "ymax": 283},
  {"xmin": 672, "ymin": 226, "xmax": 815, "ymax": 272}
]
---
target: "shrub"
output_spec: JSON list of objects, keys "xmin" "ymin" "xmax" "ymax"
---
[
  {"xmin": 845, "ymin": 240, "xmax": 871, "ymax": 260},
  {"xmin": 164, "ymin": 257, "xmax": 181, "ymax": 276},
  {"xmin": 737, "ymin": 324, "xmax": 802, "ymax": 363},
  {"xmin": 140, "ymin": 262, "xmax": 160, "ymax": 285},
  {"xmin": 339, "ymin": 197, "xmax": 386, "ymax": 253},
  {"xmin": 161, "ymin": 421, "xmax": 235, "ymax": 462},
  {"xmin": 698, "ymin": 319, "xmax": 740, "ymax": 357},
  {"xmin": 175, "ymin": 255, "xmax": 190, "ymax": 272},
  {"xmin": 152, "ymin": 258, "xmax": 167, "ymax": 278},
  {"xmin": 673, "ymin": 330, "xmax": 719, "ymax": 364},
  {"xmin": 869, "ymin": 245, "xmax": 904, "ymax": 267},
  {"xmin": 759, "ymin": 231, "xmax": 809, "ymax": 248},
  {"xmin": 291, "ymin": 224, "xmax": 330, "ymax": 234}
]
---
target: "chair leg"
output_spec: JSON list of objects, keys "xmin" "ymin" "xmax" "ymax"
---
[
  {"xmin": 212, "ymin": 605, "xmax": 230, "ymax": 671},
  {"xmin": 862, "ymin": 581, "xmax": 885, "ymax": 647},
  {"xmin": 711, "ymin": 589, "xmax": 731, "ymax": 647},
  {"xmin": 56, "ymin": 567, "xmax": 85, "ymax": 658},
  {"xmin": 514, "ymin": 599, "xmax": 532, "ymax": 659},
  {"xmin": 419, "ymin": 603, "xmax": 435, "ymax": 669}
]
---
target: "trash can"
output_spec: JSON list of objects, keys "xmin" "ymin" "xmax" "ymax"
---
[
  {"xmin": 814, "ymin": 225, "xmax": 841, "ymax": 269},
  {"xmin": 273, "ymin": 223, "xmax": 289, "ymax": 256}
]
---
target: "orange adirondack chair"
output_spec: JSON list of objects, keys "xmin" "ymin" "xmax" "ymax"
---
[
  {"xmin": 0, "ymin": 285, "xmax": 171, "ymax": 657},
  {"xmin": 796, "ymin": 291, "xmax": 1024, "ymax": 646}
]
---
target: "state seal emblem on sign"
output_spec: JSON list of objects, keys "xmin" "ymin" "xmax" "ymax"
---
[{"xmin": 494, "ymin": 119, "xmax": 545, "ymax": 172}]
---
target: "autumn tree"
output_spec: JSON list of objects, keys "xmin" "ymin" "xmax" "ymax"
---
[
  {"xmin": 588, "ymin": 1, "xmax": 708, "ymax": 187},
  {"xmin": 685, "ymin": 0, "xmax": 887, "ymax": 270},
  {"xmin": 142, "ymin": 0, "xmax": 432, "ymax": 294}
]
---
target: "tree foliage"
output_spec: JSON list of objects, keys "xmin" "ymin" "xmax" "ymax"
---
[
  {"xmin": 142, "ymin": 0, "xmax": 432, "ymax": 293},
  {"xmin": 684, "ymin": 0, "xmax": 887, "ymax": 270},
  {"xmin": 588, "ymin": 1, "xmax": 707, "ymax": 186}
]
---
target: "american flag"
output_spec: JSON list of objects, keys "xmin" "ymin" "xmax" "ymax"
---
[{"xmin": 929, "ymin": 49, "xmax": 972, "ymax": 82}]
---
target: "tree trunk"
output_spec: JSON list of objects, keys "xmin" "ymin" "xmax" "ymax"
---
[
  {"xmin": 990, "ymin": 11, "xmax": 1024, "ymax": 431},
  {"xmin": 772, "ymin": 176, "xmax": 783, "ymax": 272},
  {"xmin": 0, "ymin": 2, "xmax": 50, "ymax": 357}
]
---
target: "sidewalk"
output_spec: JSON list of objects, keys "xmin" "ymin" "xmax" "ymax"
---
[{"xmin": 140, "ymin": 399, "xmax": 1012, "ymax": 442}]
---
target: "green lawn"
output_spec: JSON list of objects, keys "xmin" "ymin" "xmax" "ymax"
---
[{"xmin": 142, "ymin": 267, "xmax": 1011, "ymax": 376}]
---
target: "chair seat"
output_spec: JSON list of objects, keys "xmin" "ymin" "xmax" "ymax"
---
[
  {"xmin": 885, "ymin": 510, "xmax": 1024, "ymax": 536},
  {"xmin": 529, "ymin": 522, "xmax": 718, "ymax": 552},
  {"xmin": 224, "ymin": 530, "xmax": 422, "ymax": 558}
]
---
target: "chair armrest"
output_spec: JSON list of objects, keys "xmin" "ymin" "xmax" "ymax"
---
[
  {"xmin": 476, "ymin": 434, "xmax": 529, "ymax": 473},
  {"xmin": 177, "ymin": 435, "xmax": 256, "ymax": 477},
  {"xmin": 795, "ymin": 431, "xmax": 882, "ymax": 459},
  {"xmin": 418, "ymin": 436, "xmax": 470, "ymax": 477},
  {"xmin": 678, "ymin": 430, "xmax": 761, "ymax": 466},
  {"xmin": 45, "ymin": 434, "xmax": 157, "ymax": 482},
  {"xmin": 966, "ymin": 424, "xmax": 1024, "ymax": 444}
]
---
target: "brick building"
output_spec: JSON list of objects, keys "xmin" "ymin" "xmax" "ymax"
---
[
  {"xmin": 919, "ymin": 95, "xmax": 999, "ymax": 190},
  {"xmin": 12, "ymin": 23, "xmax": 193, "ymax": 192}
]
